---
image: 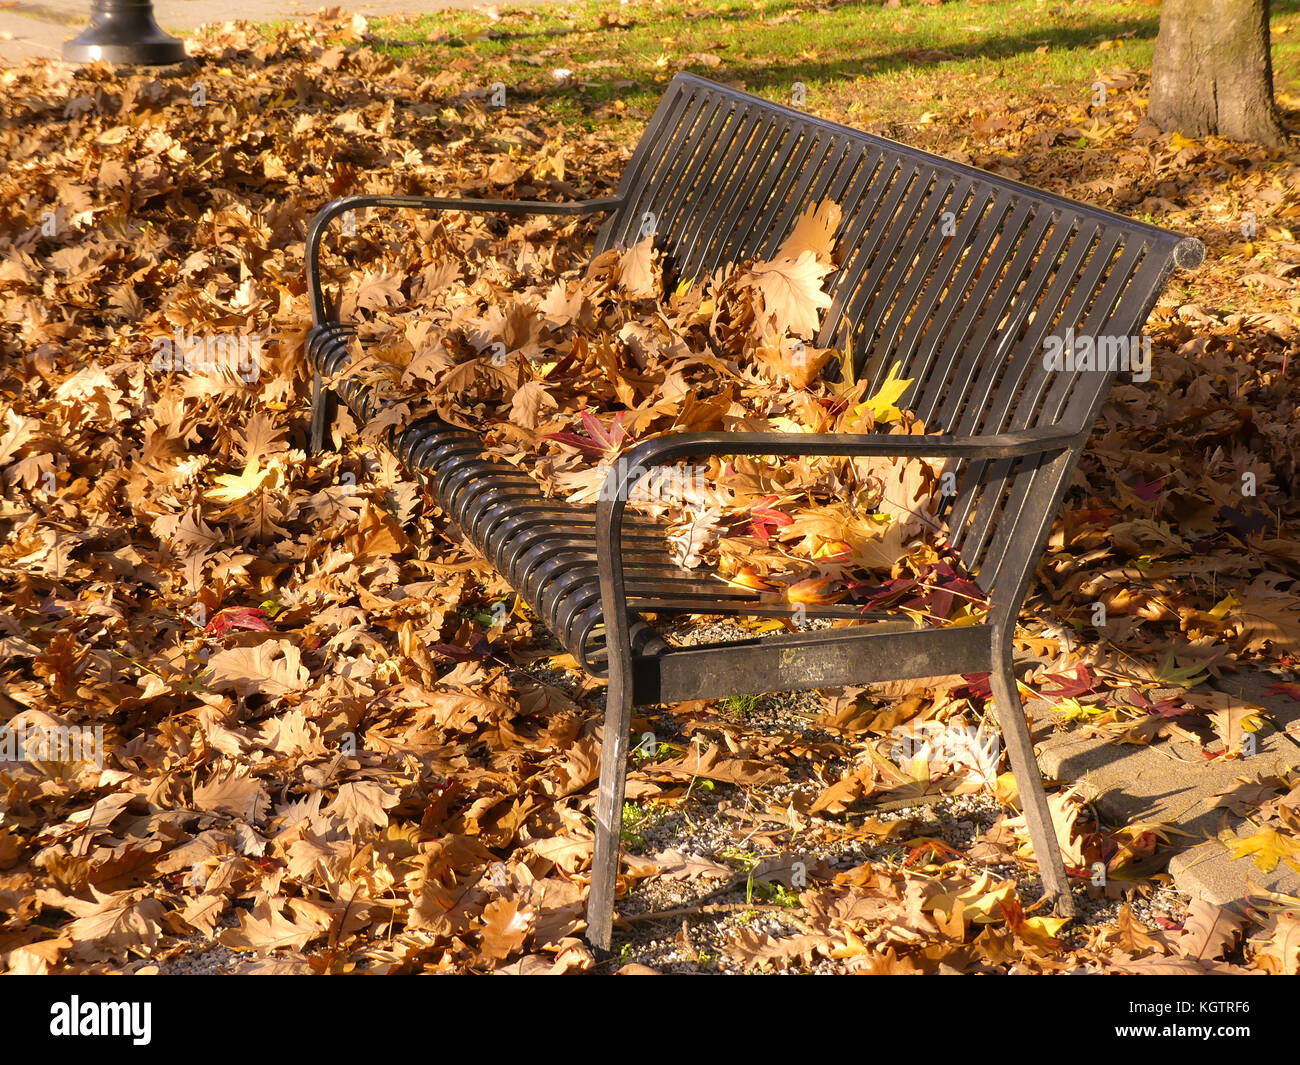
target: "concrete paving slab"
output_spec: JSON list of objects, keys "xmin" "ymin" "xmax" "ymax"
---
[
  {"xmin": 1169, "ymin": 830, "xmax": 1300, "ymax": 906},
  {"xmin": 1028, "ymin": 665, "xmax": 1300, "ymax": 902}
]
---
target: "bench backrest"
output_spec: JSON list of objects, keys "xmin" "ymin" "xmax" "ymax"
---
[{"xmin": 595, "ymin": 74, "xmax": 1202, "ymax": 605}]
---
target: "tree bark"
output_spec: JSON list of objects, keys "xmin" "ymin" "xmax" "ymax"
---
[{"xmin": 1149, "ymin": 0, "xmax": 1285, "ymax": 147}]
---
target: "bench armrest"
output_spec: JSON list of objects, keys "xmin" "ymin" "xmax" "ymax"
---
[
  {"xmin": 306, "ymin": 193, "xmax": 623, "ymax": 323},
  {"xmin": 592, "ymin": 425, "xmax": 1081, "ymax": 678},
  {"xmin": 611, "ymin": 425, "xmax": 1080, "ymax": 479}
]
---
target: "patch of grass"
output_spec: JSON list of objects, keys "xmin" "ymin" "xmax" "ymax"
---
[
  {"xmin": 368, "ymin": 0, "xmax": 1300, "ymax": 138},
  {"xmin": 620, "ymin": 800, "xmax": 662, "ymax": 848},
  {"xmin": 751, "ymin": 880, "xmax": 802, "ymax": 907},
  {"xmin": 722, "ymin": 692, "xmax": 761, "ymax": 718}
]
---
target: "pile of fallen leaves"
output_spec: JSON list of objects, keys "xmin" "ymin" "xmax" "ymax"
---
[
  {"xmin": 336, "ymin": 193, "xmax": 962, "ymax": 613},
  {"xmin": 1, "ymin": 12, "xmax": 1299, "ymax": 974}
]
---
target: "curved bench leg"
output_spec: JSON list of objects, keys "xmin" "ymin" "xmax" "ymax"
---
[
  {"xmin": 587, "ymin": 664, "xmax": 634, "ymax": 951},
  {"xmin": 989, "ymin": 640, "xmax": 1076, "ymax": 918}
]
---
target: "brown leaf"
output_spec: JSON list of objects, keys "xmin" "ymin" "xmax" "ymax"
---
[
  {"xmin": 743, "ymin": 250, "xmax": 834, "ymax": 339},
  {"xmin": 205, "ymin": 639, "xmax": 310, "ymax": 699},
  {"xmin": 479, "ymin": 897, "xmax": 532, "ymax": 961},
  {"xmin": 1178, "ymin": 899, "xmax": 1245, "ymax": 961},
  {"xmin": 193, "ymin": 771, "xmax": 271, "ymax": 822}
]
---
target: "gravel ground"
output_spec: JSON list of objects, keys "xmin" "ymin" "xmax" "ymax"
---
[{"xmin": 571, "ymin": 616, "xmax": 1194, "ymax": 973}]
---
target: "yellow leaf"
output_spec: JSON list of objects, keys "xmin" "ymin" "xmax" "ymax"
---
[
  {"xmin": 1170, "ymin": 132, "xmax": 1202, "ymax": 150},
  {"xmin": 1019, "ymin": 914, "xmax": 1070, "ymax": 948},
  {"xmin": 855, "ymin": 362, "xmax": 913, "ymax": 424},
  {"xmin": 204, "ymin": 459, "xmax": 272, "ymax": 504},
  {"xmin": 1207, "ymin": 594, "xmax": 1240, "ymax": 620},
  {"xmin": 995, "ymin": 771, "xmax": 1019, "ymax": 809},
  {"xmin": 1227, "ymin": 827, "xmax": 1300, "ymax": 873},
  {"xmin": 927, "ymin": 872, "xmax": 1017, "ymax": 924},
  {"xmin": 785, "ymin": 575, "xmax": 844, "ymax": 605}
]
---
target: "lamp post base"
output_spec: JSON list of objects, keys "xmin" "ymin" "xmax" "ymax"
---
[{"xmin": 63, "ymin": 0, "xmax": 186, "ymax": 65}]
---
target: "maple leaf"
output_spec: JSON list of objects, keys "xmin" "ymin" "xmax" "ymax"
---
[
  {"xmin": 542, "ymin": 409, "xmax": 630, "ymax": 458},
  {"xmin": 1037, "ymin": 664, "xmax": 1102, "ymax": 698},
  {"xmin": 747, "ymin": 495, "xmax": 794, "ymax": 543},
  {"xmin": 205, "ymin": 606, "xmax": 272, "ymax": 637},
  {"xmin": 855, "ymin": 362, "xmax": 914, "ymax": 424},
  {"xmin": 204, "ymin": 458, "xmax": 274, "ymax": 504},
  {"xmin": 785, "ymin": 575, "xmax": 845, "ymax": 605},
  {"xmin": 1128, "ymin": 474, "xmax": 1164, "ymax": 501},
  {"xmin": 1218, "ymin": 505, "xmax": 1272, "ymax": 538},
  {"xmin": 745, "ymin": 249, "xmax": 834, "ymax": 339},
  {"xmin": 1226, "ymin": 826, "xmax": 1300, "ymax": 873},
  {"xmin": 1144, "ymin": 650, "xmax": 1210, "ymax": 689}
]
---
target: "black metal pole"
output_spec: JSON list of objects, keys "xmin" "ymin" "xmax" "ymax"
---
[{"xmin": 63, "ymin": 0, "xmax": 186, "ymax": 65}]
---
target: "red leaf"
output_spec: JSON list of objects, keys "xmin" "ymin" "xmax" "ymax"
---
[{"xmin": 205, "ymin": 607, "xmax": 273, "ymax": 637}]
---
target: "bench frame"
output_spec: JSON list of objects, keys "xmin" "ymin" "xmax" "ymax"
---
[{"xmin": 305, "ymin": 74, "xmax": 1203, "ymax": 953}]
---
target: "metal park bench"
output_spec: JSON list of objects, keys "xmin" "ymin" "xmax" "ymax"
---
[{"xmin": 303, "ymin": 73, "xmax": 1204, "ymax": 950}]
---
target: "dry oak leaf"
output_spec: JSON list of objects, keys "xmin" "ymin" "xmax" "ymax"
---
[
  {"xmin": 326, "ymin": 780, "xmax": 401, "ymax": 832},
  {"xmin": 542, "ymin": 734, "xmax": 601, "ymax": 798},
  {"xmin": 1113, "ymin": 903, "xmax": 1172, "ymax": 956},
  {"xmin": 617, "ymin": 233, "xmax": 659, "ymax": 298},
  {"xmin": 347, "ymin": 502, "xmax": 412, "ymax": 558},
  {"xmin": 810, "ymin": 761, "xmax": 878, "ymax": 815},
  {"xmin": 1178, "ymin": 899, "xmax": 1246, "ymax": 961},
  {"xmin": 1252, "ymin": 915, "xmax": 1300, "ymax": 974},
  {"xmin": 527, "ymin": 832, "xmax": 593, "ymax": 873},
  {"xmin": 285, "ymin": 831, "xmax": 352, "ymax": 882},
  {"xmin": 219, "ymin": 904, "xmax": 326, "ymax": 955},
  {"xmin": 651, "ymin": 741, "xmax": 787, "ymax": 786},
  {"xmin": 730, "ymin": 927, "xmax": 838, "ymax": 970},
  {"xmin": 62, "ymin": 887, "xmax": 166, "ymax": 954},
  {"xmin": 205, "ymin": 639, "xmax": 310, "ymax": 698},
  {"xmin": 650, "ymin": 849, "xmax": 733, "ymax": 881},
  {"xmin": 509, "ymin": 379, "xmax": 559, "ymax": 430},
  {"xmin": 480, "ymin": 897, "xmax": 533, "ymax": 961},
  {"xmin": 193, "ymin": 771, "xmax": 271, "ymax": 823},
  {"xmin": 180, "ymin": 893, "xmax": 229, "ymax": 937}
]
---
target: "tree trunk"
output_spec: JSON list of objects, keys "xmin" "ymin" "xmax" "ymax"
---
[{"xmin": 1149, "ymin": 0, "xmax": 1285, "ymax": 147}]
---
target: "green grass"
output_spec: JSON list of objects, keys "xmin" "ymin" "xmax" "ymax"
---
[
  {"xmin": 367, "ymin": 0, "xmax": 1300, "ymax": 138},
  {"xmin": 722, "ymin": 692, "xmax": 760, "ymax": 717},
  {"xmin": 620, "ymin": 800, "xmax": 661, "ymax": 848}
]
